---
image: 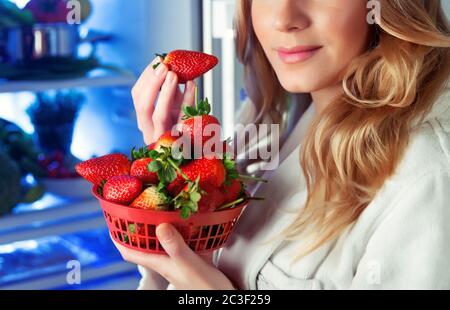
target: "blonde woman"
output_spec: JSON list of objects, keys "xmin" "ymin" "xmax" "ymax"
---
[{"xmin": 115, "ymin": 0, "xmax": 450, "ymax": 290}]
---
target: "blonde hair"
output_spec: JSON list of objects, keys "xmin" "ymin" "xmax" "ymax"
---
[{"xmin": 235, "ymin": 0, "xmax": 450, "ymax": 258}]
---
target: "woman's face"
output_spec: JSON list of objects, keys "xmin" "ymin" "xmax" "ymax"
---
[{"xmin": 251, "ymin": 0, "xmax": 371, "ymax": 93}]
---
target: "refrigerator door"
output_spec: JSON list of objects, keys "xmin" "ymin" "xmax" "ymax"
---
[{"xmin": 203, "ymin": 0, "xmax": 244, "ymax": 140}]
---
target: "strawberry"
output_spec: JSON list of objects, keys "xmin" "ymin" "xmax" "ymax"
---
[
  {"xmin": 221, "ymin": 179, "xmax": 244, "ymax": 203},
  {"xmin": 181, "ymin": 98, "xmax": 221, "ymax": 151},
  {"xmin": 198, "ymin": 184, "xmax": 225, "ymax": 213},
  {"xmin": 103, "ymin": 175, "xmax": 143, "ymax": 205},
  {"xmin": 128, "ymin": 223, "xmax": 146, "ymax": 236},
  {"xmin": 167, "ymin": 158, "xmax": 226, "ymax": 196},
  {"xmin": 130, "ymin": 146, "xmax": 160, "ymax": 184},
  {"xmin": 126, "ymin": 223, "xmax": 148, "ymax": 247},
  {"xmin": 177, "ymin": 183, "xmax": 224, "ymax": 213},
  {"xmin": 130, "ymin": 158, "xmax": 158, "ymax": 184},
  {"xmin": 172, "ymin": 177, "xmax": 223, "ymax": 217},
  {"xmin": 153, "ymin": 50, "xmax": 219, "ymax": 84},
  {"xmin": 131, "ymin": 186, "xmax": 170, "ymax": 211},
  {"xmin": 154, "ymin": 130, "xmax": 181, "ymax": 151},
  {"xmin": 75, "ymin": 154, "xmax": 130, "ymax": 185}
]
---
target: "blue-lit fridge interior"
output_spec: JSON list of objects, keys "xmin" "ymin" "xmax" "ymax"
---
[{"xmin": 0, "ymin": 0, "xmax": 208, "ymax": 289}]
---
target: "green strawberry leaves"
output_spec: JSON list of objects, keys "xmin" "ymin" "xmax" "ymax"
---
[
  {"xmin": 180, "ymin": 207, "xmax": 191, "ymax": 219},
  {"xmin": 146, "ymin": 146, "xmax": 187, "ymax": 185},
  {"xmin": 97, "ymin": 179, "xmax": 107, "ymax": 196},
  {"xmin": 222, "ymin": 153, "xmax": 268, "ymax": 185},
  {"xmin": 181, "ymin": 83, "xmax": 212, "ymax": 119},
  {"xmin": 147, "ymin": 159, "xmax": 161, "ymax": 172},
  {"xmin": 181, "ymin": 98, "xmax": 212, "ymax": 119},
  {"xmin": 152, "ymin": 53, "xmax": 168, "ymax": 69},
  {"xmin": 160, "ymin": 165, "xmax": 177, "ymax": 184},
  {"xmin": 130, "ymin": 146, "xmax": 153, "ymax": 161},
  {"xmin": 223, "ymin": 153, "xmax": 239, "ymax": 185},
  {"xmin": 197, "ymin": 98, "xmax": 212, "ymax": 115},
  {"xmin": 147, "ymin": 146, "xmax": 178, "ymax": 184},
  {"xmin": 173, "ymin": 176, "xmax": 203, "ymax": 219},
  {"xmin": 128, "ymin": 223, "xmax": 136, "ymax": 234},
  {"xmin": 182, "ymin": 105, "xmax": 197, "ymax": 118}
]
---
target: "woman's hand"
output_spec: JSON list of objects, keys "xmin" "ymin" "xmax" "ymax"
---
[
  {"xmin": 113, "ymin": 223, "xmax": 236, "ymax": 290},
  {"xmin": 132, "ymin": 57, "xmax": 197, "ymax": 145}
]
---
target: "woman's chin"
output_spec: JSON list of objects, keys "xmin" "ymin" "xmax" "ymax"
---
[{"xmin": 279, "ymin": 80, "xmax": 317, "ymax": 94}]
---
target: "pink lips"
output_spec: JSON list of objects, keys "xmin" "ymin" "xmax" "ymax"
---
[{"xmin": 277, "ymin": 46, "xmax": 322, "ymax": 64}]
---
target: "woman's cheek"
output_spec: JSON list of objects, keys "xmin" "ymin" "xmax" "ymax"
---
[
  {"xmin": 318, "ymin": 16, "xmax": 369, "ymax": 79},
  {"xmin": 326, "ymin": 6, "xmax": 370, "ymax": 59}
]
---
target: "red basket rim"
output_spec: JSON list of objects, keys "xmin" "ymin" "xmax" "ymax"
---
[{"xmin": 92, "ymin": 185, "xmax": 248, "ymax": 215}]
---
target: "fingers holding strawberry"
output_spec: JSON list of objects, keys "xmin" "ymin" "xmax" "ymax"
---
[
  {"xmin": 132, "ymin": 57, "xmax": 168, "ymax": 142},
  {"xmin": 132, "ymin": 56, "xmax": 197, "ymax": 146}
]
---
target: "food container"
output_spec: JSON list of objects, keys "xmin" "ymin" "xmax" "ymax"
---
[
  {"xmin": 2, "ymin": 23, "xmax": 111, "ymax": 64},
  {"xmin": 4, "ymin": 23, "xmax": 79, "ymax": 63},
  {"xmin": 92, "ymin": 186, "xmax": 247, "ymax": 255}
]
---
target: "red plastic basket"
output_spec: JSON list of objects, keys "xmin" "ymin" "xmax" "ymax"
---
[{"xmin": 92, "ymin": 186, "xmax": 247, "ymax": 254}]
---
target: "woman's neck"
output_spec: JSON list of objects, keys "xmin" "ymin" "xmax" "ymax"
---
[{"xmin": 311, "ymin": 83, "xmax": 343, "ymax": 114}]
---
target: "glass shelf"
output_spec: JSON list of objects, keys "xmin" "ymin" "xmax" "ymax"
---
[
  {"xmin": 12, "ymin": 193, "xmax": 83, "ymax": 215},
  {"xmin": 0, "ymin": 227, "xmax": 140, "ymax": 290},
  {"xmin": 0, "ymin": 68, "xmax": 136, "ymax": 94}
]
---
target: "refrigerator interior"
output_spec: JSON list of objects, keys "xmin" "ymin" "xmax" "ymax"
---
[{"xmin": 0, "ymin": 0, "xmax": 209, "ymax": 290}]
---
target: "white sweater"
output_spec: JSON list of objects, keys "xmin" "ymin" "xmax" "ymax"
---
[
  {"xmin": 217, "ymin": 87, "xmax": 450, "ymax": 290},
  {"xmin": 138, "ymin": 87, "xmax": 450, "ymax": 290}
]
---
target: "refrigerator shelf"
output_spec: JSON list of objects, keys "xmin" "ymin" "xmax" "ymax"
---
[
  {"xmin": 0, "ymin": 227, "xmax": 139, "ymax": 290},
  {"xmin": 0, "ymin": 67, "xmax": 136, "ymax": 94}
]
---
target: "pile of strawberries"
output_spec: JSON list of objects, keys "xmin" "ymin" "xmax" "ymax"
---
[{"xmin": 76, "ymin": 98, "xmax": 254, "ymax": 220}]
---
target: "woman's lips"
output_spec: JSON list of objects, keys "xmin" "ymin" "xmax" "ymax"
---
[{"xmin": 276, "ymin": 46, "xmax": 322, "ymax": 64}]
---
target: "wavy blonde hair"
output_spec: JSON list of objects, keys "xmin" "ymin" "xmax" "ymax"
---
[{"xmin": 235, "ymin": 0, "xmax": 450, "ymax": 258}]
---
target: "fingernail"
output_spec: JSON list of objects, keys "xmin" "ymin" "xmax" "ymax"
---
[
  {"xmin": 157, "ymin": 224, "xmax": 173, "ymax": 242},
  {"xmin": 154, "ymin": 63, "xmax": 166, "ymax": 76},
  {"xmin": 169, "ymin": 72, "xmax": 178, "ymax": 84}
]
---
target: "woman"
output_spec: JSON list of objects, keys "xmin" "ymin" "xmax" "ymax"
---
[{"xmin": 116, "ymin": 0, "xmax": 450, "ymax": 289}]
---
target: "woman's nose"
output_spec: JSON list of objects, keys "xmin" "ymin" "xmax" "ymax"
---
[{"xmin": 273, "ymin": 0, "xmax": 310, "ymax": 33}]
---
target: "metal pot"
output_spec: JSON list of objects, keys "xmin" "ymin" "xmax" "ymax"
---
[
  {"xmin": 3, "ymin": 23, "xmax": 80, "ymax": 64},
  {"xmin": 1, "ymin": 23, "xmax": 111, "ymax": 65}
]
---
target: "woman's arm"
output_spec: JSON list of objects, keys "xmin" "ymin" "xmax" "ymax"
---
[
  {"xmin": 131, "ymin": 56, "xmax": 196, "ymax": 145},
  {"xmin": 351, "ymin": 170, "xmax": 450, "ymax": 289}
]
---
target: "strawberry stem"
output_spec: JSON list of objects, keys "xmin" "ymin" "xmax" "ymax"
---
[
  {"xmin": 216, "ymin": 196, "xmax": 265, "ymax": 211},
  {"xmin": 166, "ymin": 157, "xmax": 191, "ymax": 182},
  {"xmin": 153, "ymin": 53, "xmax": 168, "ymax": 69},
  {"xmin": 217, "ymin": 198, "xmax": 245, "ymax": 211}
]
